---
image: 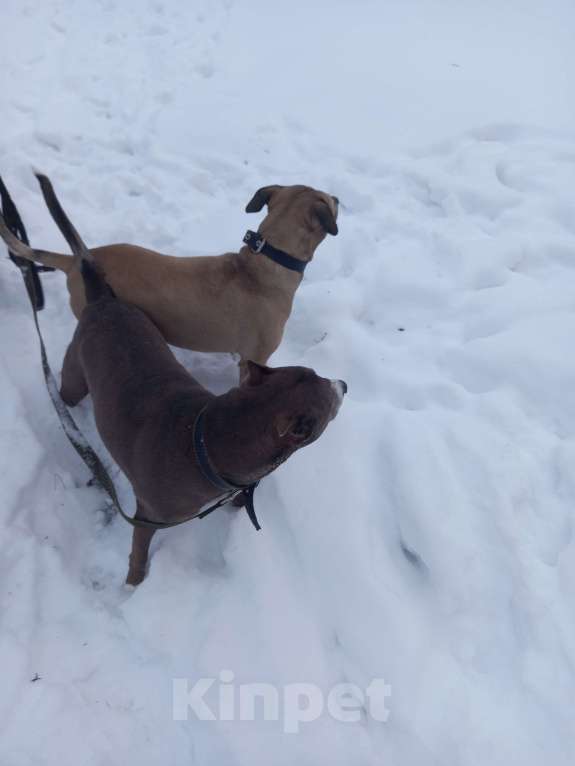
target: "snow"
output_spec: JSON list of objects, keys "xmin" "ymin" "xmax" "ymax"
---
[{"xmin": 2, "ymin": 0, "xmax": 575, "ymax": 764}]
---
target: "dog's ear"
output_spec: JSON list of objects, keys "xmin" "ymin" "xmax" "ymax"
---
[
  {"xmin": 245, "ymin": 185, "xmax": 281, "ymax": 213},
  {"xmin": 313, "ymin": 201, "xmax": 338, "ymax": 236},
  {"xmin": 243, "ymin": 360, "xmax": 274, "ymax": 386},
  {"xmin": 276, "ymin": 413, "xmax": 316, "ymax": 442}
]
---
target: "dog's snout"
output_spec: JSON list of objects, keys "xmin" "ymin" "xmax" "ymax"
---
[
  {"xmin": 331, "ymin": 379, "xmax": 347, "ymax": 402},
  {"xmin": 331, "ymin": 195, "xmax": 339, "ymax": 206}
]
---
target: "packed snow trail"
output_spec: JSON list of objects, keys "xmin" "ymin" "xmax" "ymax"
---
[{"xmin": 1, "ymin": 1, "xmax": 575, "ymax": 764}]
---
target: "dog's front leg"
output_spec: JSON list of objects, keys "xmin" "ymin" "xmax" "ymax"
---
[{"xmin": 126, "ymin": 503, "xmax": 157, "ymax": 586}]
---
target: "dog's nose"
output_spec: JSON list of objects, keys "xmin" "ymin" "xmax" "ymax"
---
[{"xmin": 331, "ymin": 379, "xmax": 347, "ymax": 401}]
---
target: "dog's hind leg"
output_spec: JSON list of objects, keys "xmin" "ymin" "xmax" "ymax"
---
[
  {"xmin": 60, "ymin": 333, "xmax": 88, "ymax": 406},
  {"xmin": 126, "ymin": 502, "xmax": 157, "ymax": 586}
]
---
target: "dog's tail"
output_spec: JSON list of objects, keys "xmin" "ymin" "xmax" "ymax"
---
[
  {"xmin": 34, "ymin": 173, "xmax": 93, "ymax": 264},
  {"xmin": 33, "ymin": 173, "xmax": 112, "ymax": 304},
  {"xmin": 79, "ymin": 258, "xmax": 114, "ymax": 303},
  {"xmin": 0, "ymin": 209, "xmax": 73, "ymax": 272},
  {"xmin": 0, "ymin": 172, "xmax": 83, "ymax": 273},
  {"xmin": 0, "ymin": 173, "xmax": 92, "ymax": 272}
]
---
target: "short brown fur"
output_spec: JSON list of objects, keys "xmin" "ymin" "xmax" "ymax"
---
[{"xmin": 3, "ymin": 182, "xmax": 339, "ymax": 374}]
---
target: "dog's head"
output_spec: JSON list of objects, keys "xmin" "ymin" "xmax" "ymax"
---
[
  {"xmin": 245, "ymin": 184, "xmax": 339, "ymax": 261},
  {"xmin": 212, "ymin": 362, "xmax": 346, "ymax": 484},
  {"xmin": 241, "ymin": 361, "xmax": 346, "ymax": 461}
]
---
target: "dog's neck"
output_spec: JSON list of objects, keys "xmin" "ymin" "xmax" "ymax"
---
[
  {"xmin": 237, "ymin": 244, "xmax": 302, "ymax": 292},
  {"xmin": 198, "ymin": 398, "xmax": 290, "ymax": 487},
  {"xmin": 237, "ymin": 225, "xmax": 319, "ymax": 291}
]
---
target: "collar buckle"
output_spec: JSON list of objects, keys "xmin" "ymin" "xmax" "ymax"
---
[
  {"xmin": 253, "ymin": 236, "xmax": 266, "ymax": 253},
  {"xmin": 243, "ymin": 230, "xmax": 266, "ymax": 253}
]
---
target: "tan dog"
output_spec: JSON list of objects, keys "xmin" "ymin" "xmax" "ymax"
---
[{"xmin": 2, "ymin": 177, "xmax": 338, "ymax": 374}]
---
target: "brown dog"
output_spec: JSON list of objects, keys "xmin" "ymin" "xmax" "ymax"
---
[
  {"xmin": 1, "ymin": 176, "xmax": 338, "ymax": 376},
  {"xmin": 37, "ymin": 187, "xmax": 346, "ymax": 585}
]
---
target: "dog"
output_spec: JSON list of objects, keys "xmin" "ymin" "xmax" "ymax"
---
[
  {"xmin": 17, "ymin": 180, "xmax": 346, "ymax": 585},
  {"xmin": 1, "ymin": 175, "xmax": 339, "ymax": 377}
]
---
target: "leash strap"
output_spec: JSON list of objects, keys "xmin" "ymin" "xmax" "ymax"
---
[
  {"xmin": 1, "ymin": 180, "xmax": 254, "ymax": 531},
  {"xmin": 196, "ymin": 485, "xmax": 260, "ymax": 530},
  {"xmin": 243, "ymin": 483, "xmax": 261, "ymax": 531},
  {"xmin": 0, "ymin": 178, "xmax": 53, "ymax": 311},
  {"xmin": 243, "ymin": 230, "xmax": 307, "ymax": 274}
]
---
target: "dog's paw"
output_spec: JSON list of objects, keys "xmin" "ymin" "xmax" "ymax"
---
[{"xmin": 125, "ymin": 568, "xmax": 146, "ymax": 587}]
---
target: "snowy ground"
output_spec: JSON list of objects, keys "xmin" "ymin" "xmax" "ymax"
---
[{"xmin": 2, "ymin": 1, "xmax": 575, "ymax": 764}]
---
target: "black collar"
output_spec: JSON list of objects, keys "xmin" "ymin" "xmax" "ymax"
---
[
  {"xmin": 243, "ymin": 230, "xmax": 307, "ymax": 274},
  {"xmin": 193, "ymin": 407, "xmax": 261, "ymax": 530}
]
